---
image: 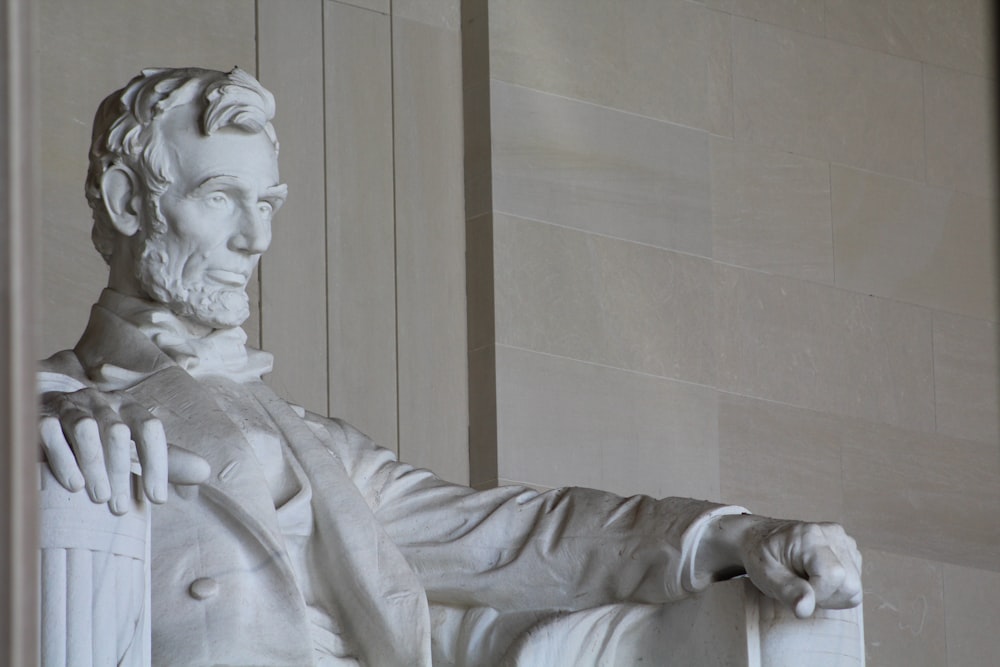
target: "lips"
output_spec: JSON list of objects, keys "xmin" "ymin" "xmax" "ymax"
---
[{"xmin": 205, "ymin": 269, "xmax": 250, "ymax": 287}]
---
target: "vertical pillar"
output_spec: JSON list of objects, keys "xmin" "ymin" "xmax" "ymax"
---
[{"xmin": 0, "ymin": 0, "xmax": 39, "ymax": 663}]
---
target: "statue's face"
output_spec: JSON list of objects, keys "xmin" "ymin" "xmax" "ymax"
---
[{"xmin": 135, "ymin": 110, "xmax": 285, "ymax": 328}]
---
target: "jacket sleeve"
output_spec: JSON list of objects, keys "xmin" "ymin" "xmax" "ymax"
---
[{"xmin": 305, "ymin": 413, "xmax": 747, "ymax": 612}]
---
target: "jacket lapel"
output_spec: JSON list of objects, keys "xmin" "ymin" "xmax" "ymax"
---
[
  {"xmin": 250, "ymin": 383, "xmax": 433, "ymax": 667},
  {"xmin": 74, "ymin": 307, "xmax": 292, "ymax": 576}
]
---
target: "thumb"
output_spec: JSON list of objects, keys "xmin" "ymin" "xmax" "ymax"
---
[
  {"xmin": 765, "ymin": 569, "xmax": 816, "ymax": 619},
  {"xmin": 786, "ymin": 577, "xmax": 816, "ymax": 618}
]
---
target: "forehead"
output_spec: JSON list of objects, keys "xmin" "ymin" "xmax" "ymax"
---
[{"xmin": 157, "ymin": 105, "xmax": 279, "ymax": 187}]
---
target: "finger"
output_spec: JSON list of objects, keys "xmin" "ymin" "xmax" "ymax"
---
[
  {"xmin": 766, "ymin": 569, "xmax": 817, "ymax": 619},
  {"xmin": 802, "ymin": 544, "xmax": 847, "ymax": 603},
  {"xmin": 59, "ymin": 403, "xmax": 111, "ymax": 503},
  {"xmin": 121, "ymin": 402, "xmax": 167, "ymax": 503},
  {"xmin": 94, "ymin": 404, "xmax": 132, "ymax": 515},
  {"xmin": 793, "ymin": 584, "xmax": 817, "ymax": 619},
  {"xmin": 39, "ymin": 416, "xmax": 85, "ymax": 492},
  {"xmin": 814, "ymin": 525, "xmax": 864, "ymax": 609},
  {"xmin": 166, "ymin": 445, "xmax": 211, "ymax": 486}
]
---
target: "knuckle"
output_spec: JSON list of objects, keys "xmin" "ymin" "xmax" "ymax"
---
[
  {"xmin": 70, "ymin": 416, "xmax": 98, "ymax": 438},
  {"xmin": 108, "ymin": 422, "xmax": 131, "ymax": 443},
  {"xmin": 39, "ymin": 415, "xmax": 61, "ymax": 435},
  {"xmin": 140, "ymin": 417, "xmax": 165, "ymax": 438}
]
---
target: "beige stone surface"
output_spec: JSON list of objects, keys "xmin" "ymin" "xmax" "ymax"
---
[
  {"xmin": 716, "ymin": 264, "xmax": 935, "ymax": 430},
  {"xmin": 718, "ymin": 394, "xmax": 844, "ymax": 524},
  {"xmin": 393, "ymin": 0, "xmax": 460, "ymax": 29},
  {"xmin": 933, "ymin": 312, "xmax": 999, "ymax": 445},
  {"xmin": 324, "ymin": 1, "xmax": 399, "ymax": 450},
  {"xmin": 332, "ymin": 0, "xmax": 389, "ymax": 15},
  {"xmin": 711, "ymin": 137, "xmax": 833, "ymax": 283},
  {"xmin": 944, "ymin": 564, "xmax": 1000, "ymax": 666},
  {"xmin": 494, "ymin": 214, "xmax": 716, "ymax": 386},
  {"xmin": 831, "ymin": 165, "xmax": 998, "ymax": 321},
  {"xmin": 924, "ymin": 65, "xmax": 996, "ymax": 199},
  {"xmin": 843, "ymin": 423, "xmax": 1000, "ymax": 571},
  {"xmin": 861, "ymin": 549, "xmax": 947, "ymax": 667},
  {"xmin": 257, "ymin": 0, "xmax": 329, "ymax": 415},
  {"xmin": 491, "ymin": 81, "xmax": 712, "ymax": 256},
  {"xmin": 489, "ymin": 0, "xmax": 733, "ymax": 135},
  {"xmin": 38, "ymin": 0, "xmax": 256, "ymax": 355},
  {"xmin": 495, "ymin": 345, "xmax": 720, "ymax": 500},
  {"xmin": 698, "ymin": 0, "xmax": 826, "ymax": 36},
  {"xmin": 392, "ymin": 16, "xmax": 469, "ymax": 483},
  {"xmin": 825, "ymin": 0, "xmax": 992, "ymax": 76},
  {"xmin": 732, "ymin": 16, "xmax": 924, "ymax": 180}
]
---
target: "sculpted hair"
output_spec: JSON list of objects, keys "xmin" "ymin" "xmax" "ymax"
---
[{"xmin": 86, "ymin": 67, "xmax": 278, "ymax": 263}]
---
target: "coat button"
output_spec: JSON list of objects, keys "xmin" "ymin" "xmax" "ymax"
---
[{"xmin": 188, "ymin": 577, "xmax": 219, "ymax": 600}]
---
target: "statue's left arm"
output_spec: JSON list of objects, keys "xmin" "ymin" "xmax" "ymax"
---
[{"xmin": 308, "ymin": 415, "xmax": 861, "ymax": 617}]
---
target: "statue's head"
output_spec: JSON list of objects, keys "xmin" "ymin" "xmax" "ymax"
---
[{"xmin": 86, "ymin": 67, "xmax": 287, "ymax": 328}]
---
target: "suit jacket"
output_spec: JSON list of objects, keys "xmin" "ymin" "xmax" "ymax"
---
[{"xmin": 40, "ymin": 302, "xmax": 736, "ymax": 666}]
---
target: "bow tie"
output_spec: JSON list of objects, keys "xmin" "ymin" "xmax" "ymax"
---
[{"xmin": 96, "ymin": 289, "xmax": 274, "ymax": 384}]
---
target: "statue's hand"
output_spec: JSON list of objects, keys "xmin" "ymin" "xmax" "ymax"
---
[
  {"xmin": 39, "ymin": 388, "xmax": 209, "ymax": 514},
  {"xmin": 698, "ymin": 514, "xmax": 862, "ymax": 618},
  {"xmin": 737, "ymin": 518, "xmax": 862, "ymax": 618}
]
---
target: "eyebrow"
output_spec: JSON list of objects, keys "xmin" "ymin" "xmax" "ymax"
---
[{"xmin": 189, "ymin": 175, "xmax": 288, "ymax": 200}]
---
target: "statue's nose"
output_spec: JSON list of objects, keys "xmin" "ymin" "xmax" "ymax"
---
[{"xmin": 231, "ymin": 205, "xmax": 271, "ymax": 254}]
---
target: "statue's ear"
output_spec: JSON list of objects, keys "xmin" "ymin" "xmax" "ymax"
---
[{"xmin": 100, "ymin": 165, "xmax": 142, "ymax": 236}]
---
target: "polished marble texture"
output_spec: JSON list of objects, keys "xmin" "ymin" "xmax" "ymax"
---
[
  {"xmin": 843, "ymin": 423, "xmax": 1000, "ymax": 571},
  {"xmin": 715, "ymin": 264, "xmax": 935, "ymax": 430},
  {"xmin": 393, "ymin": 15, "xmax": 469, "ymax": 483},
  {"xmin": 944, "ymin": 564, "xmax": 1000, "ymax": 666},
  {"xmin": 719, "ymin": 393, "xmax": 844, "ymax": 524},
  {"xmin": 933, "ymin": 312, "xmax": 999, "ymax": 445},
  {"xmin": 924, "ymin": 65, "xmax": 996, "ymax": 199},
  {"xmin": 494, "ymin": 214, "xmax": 716, "ymax": 386},
  {"xmin": 832, "ymin": 165, "xmax": 997, "ymax": 321},
  {"xmin": 825, "ymin": 0, "xmax": 991, "ymax": 76},
  {"xmin": 323, "ymin": 1, "xmax": 399, "ymax": 451},
  {"xmin": 711, "ymin": 137, "xmax": 833, "ymax": 283},
  {"xmin": 698, "ymin": 0, "xmax": 826, "ymax": 36},
  {"xmin": 491, "ymin": 81, "xmax": 712, "ymax": 256},
  {"xmin": 861, "ymin": 549, "xmax": 947, "ymax": 667},
  {"xmin": 732, "ymin": 16, "xmax": 924, "ymax": 180},
  {"xmin": 489, "ymin": 0, "xmax": 733, "ymax": 135},
  {"xmin": 495, "ymin": 345, "xmax": 720, "ymax": 500}
]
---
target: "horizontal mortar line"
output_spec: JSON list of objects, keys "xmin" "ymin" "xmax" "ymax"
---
[
  {"xmin": 492, "ymin": 208, "xmax": 988, "ymax": 321},
  {"xmin": 494, "ymin": 342, "xmax": 717, "ymax": 390},
  {"xmin": 490, "ymin": 78, "xmax": 715, "ymax": 136},
  {"xmin": 490, "ymin": 207, "xmax": 714, "ymax": 261},
  {"xmin": 495, "ymin": 344, "xmax": 987, "ymax": 446}
]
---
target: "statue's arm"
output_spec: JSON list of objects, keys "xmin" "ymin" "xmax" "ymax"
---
[{"xmin": 310, "ymin": 414, "xmax": 860, "ymax": 616}]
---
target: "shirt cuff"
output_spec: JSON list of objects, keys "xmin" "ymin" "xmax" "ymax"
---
[
  {"xmin": 37, "ymin": 371, "xmax": 89, "ymax": 394},
  {"xmin": 679, "ymin": 504, "xmax": 751, "ymax": 594}
]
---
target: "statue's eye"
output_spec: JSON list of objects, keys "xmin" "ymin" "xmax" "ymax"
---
[
  {"xmin": 258, "ymin": 201, "xmax": 273, "ymax": 217},
  {"xmin": 206, "ymin": 193, "xmax": 230, "ymax": 208}
]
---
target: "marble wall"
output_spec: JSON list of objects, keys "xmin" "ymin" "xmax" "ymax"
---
[{"xmin": 465, "ymin": 1, "xmax": 998, "ymax": 665}]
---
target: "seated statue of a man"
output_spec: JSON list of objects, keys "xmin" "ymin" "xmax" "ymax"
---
[{"xmin": 38, "ymin": 67, "xmax": 862, "ymax": 667}]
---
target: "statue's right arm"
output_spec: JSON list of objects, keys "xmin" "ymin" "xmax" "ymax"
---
[{"xmin": 38, "ymin": 353, "xmax": 207, "ymax": 514}]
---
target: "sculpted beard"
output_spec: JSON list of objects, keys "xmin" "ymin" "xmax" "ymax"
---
[{"xmin": 135, "ymin": 229, "xmax": 251, "ymax": 329}]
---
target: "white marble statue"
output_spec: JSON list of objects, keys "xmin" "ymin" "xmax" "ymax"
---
[{"xmin": 37, "ymin": 67, "xmax": 862, "ymax": 667}]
